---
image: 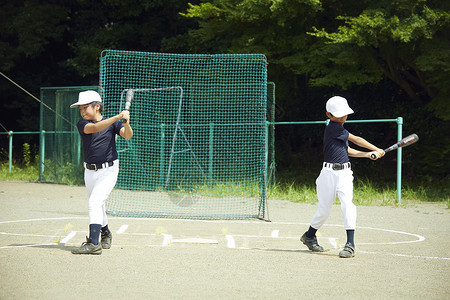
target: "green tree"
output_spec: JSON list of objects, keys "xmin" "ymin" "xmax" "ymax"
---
[
  {"xmin": 182, "ymin": 0, "xmax": 449, "ymax": 118},
  {"xmin": 181, "ymin": 0, "xmax": 450, "ymax": 181},
  {"xmin": 0, "ymin": 0, "xmax": 198, "ymax": 131},
  {"xmin": 308, "ymin": 0, "xmax": 450, "ymax": 120},
  {"xmin": 64, "ymin": 0, "xmax": 199, "ymax": 77},
  {"xmin": 0, "ymin": 0, "xmax": 199, "ymax": 165},
  {"xmin": 179, "ymin": 0, "xmax": 322, "ymax": 55}
]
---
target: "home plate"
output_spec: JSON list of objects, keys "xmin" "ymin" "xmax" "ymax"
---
[{"xmin": 171, "ymin": 238, "xmax": 219, "ymax": 244}]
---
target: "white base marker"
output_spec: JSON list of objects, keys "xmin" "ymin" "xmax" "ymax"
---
[
  {"xmin": 162, "ymin": 234, "xmax": 172, "ymax": 246},
  {"xmin": 271, "ymin": 230, "xmax": 279, "ymax": 238},
  {"xmin": 226, "ymin": 235, "xmax": 236, "ymax": 248},
  {"xmin": 328, "ymin": 238, "xmax": 338, "ymax": 249}
]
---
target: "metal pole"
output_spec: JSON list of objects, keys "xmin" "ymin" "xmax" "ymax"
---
[
  {"xmin": 39, "ymin": 130, "xmax": 45, "ymax": 181},
  {"xmin": 209, "ymin": 123, "xmax": 214, "ymax": 182},
  {"xmin": 396, "ymin": 117, "xmax": 403, "ymax": 204},
  {"xmin": 165, "ymin": 87, "xmax": 184, "ymax": 189},
  {"xmin": 159, "ymin": 124, "xmax": 165, "ymax": 185},
  {"xmin": 39, "ymin": 88, "xmax": 44, "ymax": 181},
  {"xmin": 77, "ymin": 134, "xmax": 81, "ymax": 165},
  {"xmin": 264, "ymin": 121, "xmax": 269, "ymax": 196},
  {"xmin": 8, "ymin": 131, "xmax": 13, "ymax": 173},
  {"xmin": 265, "ymin": 122, "xmax": 269, "ymax": 186}
]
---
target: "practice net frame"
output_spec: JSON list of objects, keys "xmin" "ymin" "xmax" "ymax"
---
[{"xmin": 100, "ymin": 50, "xmax": 268, "ymax": 220}]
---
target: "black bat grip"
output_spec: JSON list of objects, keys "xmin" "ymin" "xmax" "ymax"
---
[
  {"xmin": 120, "ymin": 89, "xmax": 134, "ymax": 123},
  {"xmin": 120, "ymin": 108, "xmax": 129, "ymax": 123},
  {"xmin": 371, "ymin": 153, "xmax": 377, "ymax": 159}
]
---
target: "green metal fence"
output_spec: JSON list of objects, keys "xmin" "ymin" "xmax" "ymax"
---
[
  {"xmin": 2, "ymin": 116, "xmax": 404, "ymax": 204},
  {"xmin": 268, "ymin": 117, "xmax": 404, "ymax": 204},
  {"xmin": 0, "ymin": 52, "xmax": 407, "ymax": 211}
]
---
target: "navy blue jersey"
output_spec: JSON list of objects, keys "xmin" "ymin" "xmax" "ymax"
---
[
  {"xmin": 77, "ymin": 118, "xmax": 123, "ymax": 164},
  {"xmin": 323, "ymin": 121, "xmax": 349, "ymax": 164}
]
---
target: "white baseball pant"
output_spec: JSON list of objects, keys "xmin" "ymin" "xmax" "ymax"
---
[
  {"xmin": 84, "ymin": 160, "xmax": 119, "ymax": 226},
  {"xmin": 310, "ymin": 165, "xmax": 356, "ymax": 230}
]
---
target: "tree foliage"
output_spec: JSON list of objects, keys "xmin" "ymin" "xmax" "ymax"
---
[
  {"xmin": 182, "ymin": 0, "xmax": 450, "ymax": 118},
  {"xmin": 0, "ymin": 0, "xmax": 198, "ymax": 131},
  {"xmin": 308, "ymin": 1, "xmax": 450, "ymax": 120},
  {"xmin": 180, "ymin": 0, "xmax": 450, "ymax": 180},
  {"xmin": 0, "ymin": 0, "xmax": 448, "ymax": 183}
]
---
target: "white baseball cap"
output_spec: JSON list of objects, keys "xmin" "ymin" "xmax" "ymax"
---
[
  {"xmin": 70, "ymin": 90, "xmax": 102, "ymax": 108},
  {"xmin": 326, "ymin": 96, "xmax": 354, "ymax": 117}
]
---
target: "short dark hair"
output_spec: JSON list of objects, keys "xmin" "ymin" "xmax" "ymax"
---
[{"xmin": 91, "ymin": 101, "xmax": 103, "ymax": 113}]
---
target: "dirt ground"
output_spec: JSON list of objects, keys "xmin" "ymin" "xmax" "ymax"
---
[{"xmin": 0, "ymin": 181, "xmax": 449, "ymax": 299}]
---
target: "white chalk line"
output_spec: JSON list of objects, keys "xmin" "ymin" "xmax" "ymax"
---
[
  {"xmin": 1, "ymin": 217, "xmax": 448, "ymax": 260},
  {"xmin": 171, "ymin": 238, "xmax": 218, "ymax": 244},
  {"xmin": 0, "ymin": 217, "xmax": 86, "ymax": 224},
  {"xmin": 0, "ymin": 217, "xmax": 310, "ymax": 225},
  {"xmin": 0, "ymin": 221, "xmax": 424, "ymax": 247},
  {"xmin": 0, "ymin": 229, "xmax": 423, "ymax": 247},
  {"xmin": 116, "ymin": 224, "xmax": 128, "ymax": 234},
  {"xmin": 60, "ymin": 231, "xmax": 76, "ymax": 244},
  {"xmin": 0, "ymin": 232, "xmax": 61, "ymax": 238},
  {"xmin": 0, "ymin": 217, "xmax": 429, "ymax": 244},
  {"xmin": 223, "ymin": 232, "xmax": 424, "ymax": 246},
  {"xmin": 0, "ymin": 243, "xmax": 57, "ymax": 249},
  {"xmin": 231, "ymin": 247, "xmax": 450, "ymax": 260},
  {"xmin": 356, "ymin": 226, "xmax": 425, "ymax": 245},
  {"xmin": 0, "ymin": 230, "xmax": 79, "ymax": 248},
  {"xmin": 358, "ymin": 251, "xmax": 450, "ymax": 261},
  {"xmin": 117, "ymin": 232, "xmax": 158, "ymax": 236},
  {"xmin": 1, "ymin": 240, "xmax": 446, "ymax": 260}
]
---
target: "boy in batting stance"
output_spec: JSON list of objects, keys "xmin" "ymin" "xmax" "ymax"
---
[
  {"xmin": 300, "ymin": 96, "xmax": 384, "ymax": 258},
  {"xmin": 70, "ymin": 90, "xmax": 133, "ymax": 255}
]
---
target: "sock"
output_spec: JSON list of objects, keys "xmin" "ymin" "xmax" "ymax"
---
[
  {"xmin": 101, "ymin": 224, "xmax": 110, "ymax": 234},
  {"xmin": 306, "ymin": 226, "xmax": 318, "ymax": 238},
  {"xmin": 89, "ymin": 224, "xmax": 102, "ymax": 245},
  {"xmin": 346, "ymin": 229, "xmax": 355, "ymax": 247}
]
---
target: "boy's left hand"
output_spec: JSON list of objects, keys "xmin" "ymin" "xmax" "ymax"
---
[
  {"xmin": 119, "ymin": 110, "xmax": 130, "ymax": 123},
  {"xmin": 369, "ymin": 149, "xmax": 385, "ymax": 160}
]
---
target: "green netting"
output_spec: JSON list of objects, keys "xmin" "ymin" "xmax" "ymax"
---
[
  {"xmin": 39, "ymin": 86, "xmax": 97, "ymax": 185},
  {"xmin": 100, "ymin": 50, "xmax": 268, "ymax": 219}
]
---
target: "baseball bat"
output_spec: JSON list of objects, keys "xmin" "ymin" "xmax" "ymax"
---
[
  {"xmin": 371, "ymin": 133, "xmax": 419, "ymax": 159},
  {"xmin": 120, "ymin": 89, "xmax": 134, "ymax": 123}
]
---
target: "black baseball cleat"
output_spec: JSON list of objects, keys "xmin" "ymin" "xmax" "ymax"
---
[
  {"xmin": 71, "ymin": 237, "xmax": 102, "ymax": 255},
  {"xmin": 339, "ymin": 243, "xmax": 355, "ymax": 258},
  {"xmin": 101, "ymin": 231, "xmax": 112, "ymax": 249},
  {"xmin": 300, "ymin": 232, "xmax": 324, "ymax": 252}
]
